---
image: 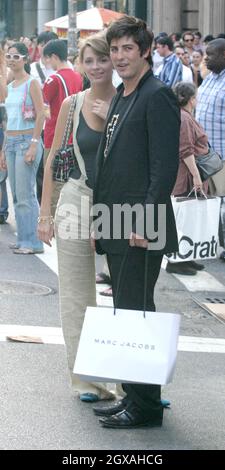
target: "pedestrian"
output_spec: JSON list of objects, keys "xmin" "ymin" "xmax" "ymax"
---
[
  {"xmin": 92, "ymin": 16, "xmax": 180, "ymax": 428},
  {"xmin": 42, "ymin": 39, "xmax": 83, "ymax": 216},
  {"xmin": 38, "ymin": 33, "xmax": 117, "ymax": 402},
  {"xmin": 166, "ymin": 81, "xmax": 208, "ymax": 276},
  {"xmin": 0, "ymin": 42, "xmax": 45, "ymax": 254},
  {"xmin": 155, "ymin": 36, "xmax": 183, "ymax": 87},
  {"xmin": 0, "ymin": 49, "xmax": 8, "ymax": 224},
  {"xmin": 196, "ymin": 38, "xmax": 225, "ymax": 260}
]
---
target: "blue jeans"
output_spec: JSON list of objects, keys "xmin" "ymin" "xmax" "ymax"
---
[
  {"xmin": 5, "ymin": 134, "xmax": 43, "ymax": 250},
  {"xmin": 0, "ymin": 178, "xmax": 8, "ymax": 219}
]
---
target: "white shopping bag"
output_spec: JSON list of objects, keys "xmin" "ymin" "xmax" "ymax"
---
[
  {"xmin": 167, "ymin": 196, "xmax": 221, "ymax": 263},
  {"xmin": 74, "ymin": 307, "xmax": 181, "ymax": 386}
]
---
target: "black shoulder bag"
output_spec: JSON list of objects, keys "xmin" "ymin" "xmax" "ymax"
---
[{"xmin": 52, "ymin": 94, "xmax": 77, "ymax": 183}]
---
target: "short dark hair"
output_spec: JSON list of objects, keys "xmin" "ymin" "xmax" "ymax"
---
[
  {"xmin": 106, "ymin": 15, "xmax": 154, "ymax": 64},
  {"xmin": 156, "ymin": 36, "xmax": 174, "ymax": 51},
  {"xmin": 182, "ymin": 31, "xmax": 194, "ymax": 41},
  {"xmin": 43, "ymin": 39, "xmax": 67, "ymax": 61},
  {"xmin": 37, "ymin": 31, "xmax": 58, "ymax": 45},
  {"xmin": 194, "ymin": 31, "xmax": 202, "ymax": 39},
  {"xmin": 173, "ymin": 82, "xmax": 196, "ymax": 107},
  {"xmin": 203, "ymin": 34, "xmax": 214, "ymax": 43}
]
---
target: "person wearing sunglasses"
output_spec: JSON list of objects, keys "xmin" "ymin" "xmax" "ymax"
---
[
  {"xmin": 182, "ymin": 31, "xmax": 195, "ymax": 62},
  {"xmin": 0, "ymin": 42, "xmax": 45, "ymax": 254},
  {"xmin": 0, "ymin": 47, "xmax": 9, "ymax": 224}
]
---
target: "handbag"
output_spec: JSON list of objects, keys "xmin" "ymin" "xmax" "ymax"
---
[
  {"xmin": 196, "ymin": 145, "xmax": 223, "ymax": 181},
  {"xmin": 52, "ymin": 94, "xmax": 77, "ymax": 183},
  {"xmin": 74, "ymin": 250, "xmax": 181, "ymax": 385},
  {"xmin": 166, "ymin": 192, "xmax": 221, "ymax": 263},
  {"xmin": 22, "ymin": 82, "xmax": 36, "ymax": 121},
  {"xmin": 208, "ymin": 161, "xmax": 225, "ymax": 197}
]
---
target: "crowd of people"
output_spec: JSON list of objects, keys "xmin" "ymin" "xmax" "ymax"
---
[{"xmin": 0, "ymin": 17, "xmax": 225, "ymax": 430}]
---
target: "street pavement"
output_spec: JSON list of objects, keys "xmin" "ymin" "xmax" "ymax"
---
[{"xmin": 0, "ymin": 206, "xmax": 225, "ymax": 450}]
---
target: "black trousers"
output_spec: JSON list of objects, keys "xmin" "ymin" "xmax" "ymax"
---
[{"xmin": 107, "ymin": 247, "xmax": 163, "ymax": 418}]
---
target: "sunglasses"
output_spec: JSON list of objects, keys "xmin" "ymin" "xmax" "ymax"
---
[
  {"xmin": 5, "ymin": 53, "xmax": 26, "ymax": 61},
  {"xmin": 184, "ymin": 38, "xmax": 194, "ymax": 42}
]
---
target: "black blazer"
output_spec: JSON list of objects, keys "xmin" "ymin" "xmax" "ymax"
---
[{"xmin": 94, "ymin": 69, "xmax": 180, "ymax": 255}]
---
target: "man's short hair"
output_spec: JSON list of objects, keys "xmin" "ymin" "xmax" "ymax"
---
[
  {"xmin": 43, "ymin": 39, "xmax": 68, "ymax": 61},
  {"xmin": 106, "ymin": 15, "xmax": 154, "ymax": 64},
  {"xmin": 37, "ymin": 31, "xmax": 58, "ymax": 45},
  {"xmin": 156, "ymin": 36, "xmax": 174, "ymax": 51},
  {"xmin": 182, "ymin": 31, "xmax": 194, "ymax": 41}
]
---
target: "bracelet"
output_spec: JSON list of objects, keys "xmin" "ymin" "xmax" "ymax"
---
[
  {"xmin": 37, "ymin": 215, "xmax": 54, "ymax": 225},
  {"xmin": 31, "ymin": 138, "xmax": 39, "ymax": 143}
]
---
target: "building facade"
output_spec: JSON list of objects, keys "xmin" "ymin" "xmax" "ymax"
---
[
  {"xmin": 127, "ymin": 0, "xmax": 225, "ymax": 36},
  {"xmin": 0, "ymin": 0, "xmax": 225, "ymax": 40}
]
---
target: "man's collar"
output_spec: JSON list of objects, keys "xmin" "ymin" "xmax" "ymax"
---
[{"xmin": 211, "ymin": 68, "xmax": 225, "ymax": 79}]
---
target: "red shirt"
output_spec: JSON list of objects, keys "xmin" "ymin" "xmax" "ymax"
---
[{"xmin": 43, "ymin": 68, "xmax": 83, "ymax": 148}]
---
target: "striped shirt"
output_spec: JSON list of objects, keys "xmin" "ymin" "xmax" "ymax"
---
[
  {"xmin": 157, "ymin": 53, "xmax": 183, "ymax": 87},
  {"xmin": 196, "ymin": 69, "xmax": 225, "ymax": 160}
]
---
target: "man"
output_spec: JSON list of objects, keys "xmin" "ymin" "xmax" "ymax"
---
[
  {"xmin": 30, "ymin": 31, "xmax": 58, "ymax": 87},
  {"xmin": 92, "ymin": 16, "xmax": 180, "ymax": 429},
  {"xmin": 174, "ymin": 45, "xmax": 193, "ymax": 82},
  {"xmin": 196, "ymin": 38, "xmax": 225, "ymax": 259},
  {"xmin": 155, "ymin": 36, "xmax": 183, "ymax": 87},
  {"xmin": 42, "ymin": 39, "xmax": 83, "ymax": 214},
  {"xmin": 30, "ymin": 31, "xmax": 58, "ymax": 204},
  {"xmin": 182, "ymin": 31, "xmax": 195, "ymax": 61}
]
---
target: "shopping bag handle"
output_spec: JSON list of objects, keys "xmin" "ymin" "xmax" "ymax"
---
[
  {"xmin": 187, "ymin": 187, "xmax": 207, "ymax": 199},
  {"xmin": 113, "ymin": 246, "xmax": 148, "ymax": 319}
]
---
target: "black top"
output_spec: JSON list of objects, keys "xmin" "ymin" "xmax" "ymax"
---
[
  {"xmin": 103, "ymin": 91, "xmax": 135, "ymax": 160},
  {"xmin": 70, "ymin": 111, "xmax": 102, "ymax": 189}
]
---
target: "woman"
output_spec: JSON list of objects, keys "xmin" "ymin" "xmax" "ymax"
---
[
  {"xmin": 0, "ymin": 47, "xmax": 8, "ymax": 224},
  {"xmin": 0, "ymin": 42, "xmax": 45, "ymax": 253},
  {"xmin": 166, "ymin": 81, "xmax": 209, "ymax": 276},
  {"xmin": 38, "ymin": 33, "xmax": 117, "ymax": 402},
  {"xmin": 191, "ymin": 50, "xmax": 203, "ymax": 87}
]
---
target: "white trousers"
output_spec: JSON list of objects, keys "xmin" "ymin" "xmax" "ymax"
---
[{"xmin": 55, "ymin": 177, "xmax": 114, "ymax": 399}]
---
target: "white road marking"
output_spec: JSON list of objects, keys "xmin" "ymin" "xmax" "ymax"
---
[
  {"xmin": 172, "ymin": 271, "xmax": 225, "ymax": 292},
  {"xmin": 162, "ymin": 257, "xmax": 225, "ymax": 292},
  {"xmin": 1, "ymin": 323, "xmax": 225, "ymax": 353},
  {"xmin": 35, "ymin": 239, "xmax": 58, "ymax": 275},
  {"xmin": 178, "ymin": 335, "xmax": 225, "ymax": 353}
]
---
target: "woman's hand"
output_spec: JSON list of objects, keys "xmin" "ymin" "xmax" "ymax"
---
[
  {"xmin": 37, "ymin": 218, "xmax": 54, "ymax": 246},
  {"xmin": 92, "ymin": 99, "xmax": 110, "ymax": 120},
  {"xmin": 24, "ymin": 142, "xmax": 37, "ymax": 164},
  {"xmin": 193, "ymin": 173, "xmax": 203, "ymax": 191},
  {"xmin": 0, "ymin": 151, "xmax": 7, "ymax": 171}
]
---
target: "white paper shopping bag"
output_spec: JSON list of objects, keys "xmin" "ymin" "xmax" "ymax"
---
[
  {"xmin": 167, "ymin": 196, "xmax": 221, "ymax": 263},
  {"xmin": 74, "ymin": 306, "xmax": 181, "ymax": 385}
]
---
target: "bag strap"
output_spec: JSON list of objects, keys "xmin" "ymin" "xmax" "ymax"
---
[
  {"xmin": 35, "ymin": 62, "xmax": 46, "ymax": 84},
  {"xmin": 22, "ymin": 82, "xmax": 28, "ymax": 112},
  {"xmin": 187, "ymin": 187, "xmax": 207, "ymax": 199},
  {"xmin": 61, "ymin": 94, "xmax": 77, "ymax": 148},
  {"xmin": 55, "ymin": 72, "xmax": 69, "ymax": 97},
  {"xmin": 113, "ymin": 246, "xmax": 149, "ymax": 318}
]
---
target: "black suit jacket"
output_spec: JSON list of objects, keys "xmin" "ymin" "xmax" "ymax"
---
[{"xmin": 94, "ymin": 69, "xmax": 180, "ymax": 255}]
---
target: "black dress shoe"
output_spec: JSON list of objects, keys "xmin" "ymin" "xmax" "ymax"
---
[
  {"xmin": 166, "ymin": 262, "xmax": 196, "ymax": 275},
  {"xmin": 187, "ymin": 260, "xmax": 205, "ymax": 270},
  {"xmin": 99, "ymin": 409, "xmax": 163, "ymax": 429},
  {"xmin": 93, "ymin": 400, "xmax": 126, "ymax": 417}
]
